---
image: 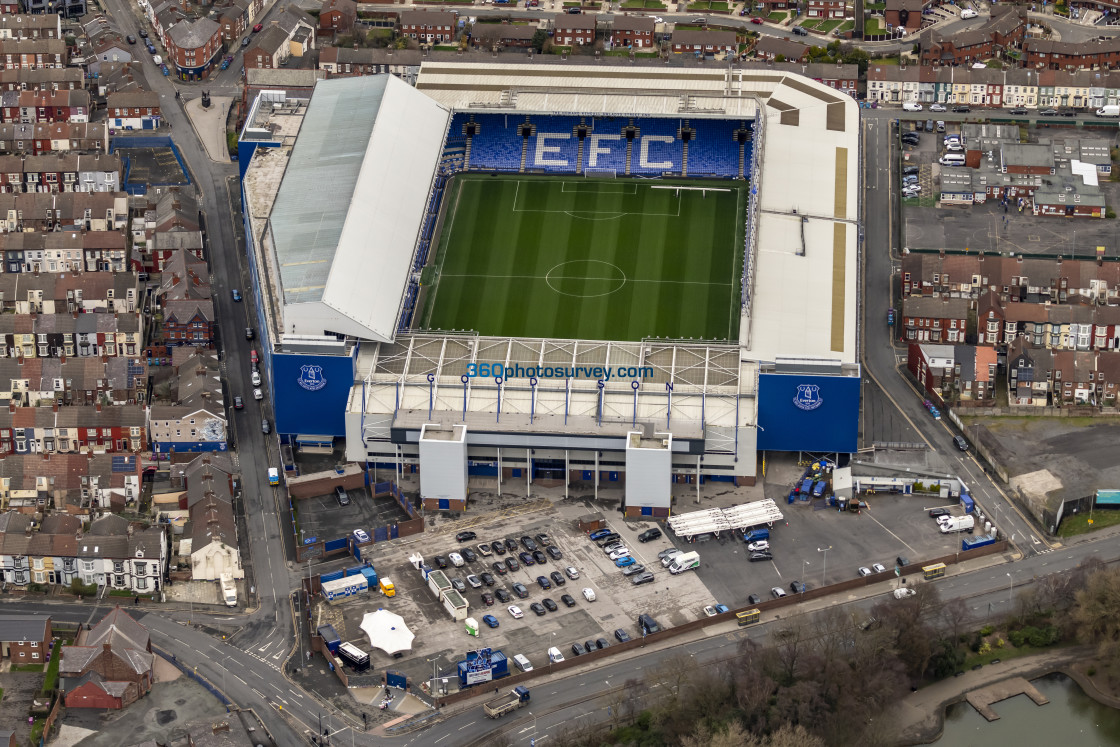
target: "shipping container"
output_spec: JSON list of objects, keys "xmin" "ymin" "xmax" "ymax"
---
[
  {"xmin": 321, "ymin": 574, "xmax": 368, "ymax": 602},
  {"xmin": 961, "ymin": 534, "xmax": 995, "ymax": 551},
  {"xmin": 442, "ymin": 588, "xmax": 469, "ymax": 620},
  {"xmin": 960, "ymin": 493, "xmax": 975, "ymax": 513},
  {"xmin": 427, "ymin": 569, "xmax": 452, "ymax": 598},
  {"xmin": 457, "ymin": 650, "xmax": 509, "ymax": 687},
  {"xmin": 317, "ymin": 624, "xmax": 342, "ymax": 653},
  {"xmin": 337, "ymin": 641, "xmax": 370, "ymax": 672}
]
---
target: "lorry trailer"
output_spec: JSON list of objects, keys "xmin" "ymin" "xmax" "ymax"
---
[{"xmin": 483, "ymin": 686, "xmax": 531, "ymax": 718}]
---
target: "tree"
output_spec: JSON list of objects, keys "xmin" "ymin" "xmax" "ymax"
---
[
  {"xmin": 530, "ymin": 28, "xmax": 547, "ymax": 53},
  {"xmin": 941, "ymin": 597, "xmax": 971, "ymax": 641},
  {"xmin": 1070, "ymin": 565, "xmax": 1120, "ymax": 662}
]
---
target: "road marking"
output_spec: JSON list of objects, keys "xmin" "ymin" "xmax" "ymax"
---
[
  {"xmin": 862, "ymin": 509, "xmax": 917, "ymax": 554},
  {"xmin": 458, "ymin": 722, "xmax": 474, "ymax": 731},
  {"xmin": 235, "ymin": 676, "xmax": 246, "ymax": 685},
  {"xmin": 252, "ymin": 688, "xmax": 265, "ymax": 698},
  {"xmin": 289, "ymin": 689, "xmax": 303, "ymax": 698},
  {"xmin": 434, "ymin": 736, "xmax": 449, "ymax": 744},
  {"xmin": 270, "ymin": 683, "xmax": 283, "ymax": 693}
]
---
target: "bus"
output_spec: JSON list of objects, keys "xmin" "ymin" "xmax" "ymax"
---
[
  {"xmin": 736, "ymin": 609, "xmax": 761, "ymax": 627},
  {"xmin": 337, "ymin": 641, "xmax": 370, "ymax": 672},
  {"xmin": 922, "ymin": 563, "xmax": 946, "ymax": 580},
  {"xmin": 267, "ymin": 467, "xmax": 279, "ymax": 486}
]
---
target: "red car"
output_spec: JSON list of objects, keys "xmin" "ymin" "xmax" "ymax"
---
[
  {"xmin": 253, "ymin": 22, "xmax": 263, "ymax": 32},
  {"xmin": 751, "ymin": 16, "xmax": 765, "ymax": 23}
]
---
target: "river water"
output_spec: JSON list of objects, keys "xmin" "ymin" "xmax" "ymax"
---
[{"xmin": 935, "ymin": 673, "xmax": 1120, "ymax": 746}]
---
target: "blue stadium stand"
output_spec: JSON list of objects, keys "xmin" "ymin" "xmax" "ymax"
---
[{"xmin": 688, "ymin": 119, "xmax": 747, "ymax": 178}]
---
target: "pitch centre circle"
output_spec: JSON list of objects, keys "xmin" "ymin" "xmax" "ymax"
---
[{"xmin": 544, "ymin": 260, "xmax": 627, "ymax": 298}]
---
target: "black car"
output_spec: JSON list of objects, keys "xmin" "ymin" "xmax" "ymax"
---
[
  {"xmin": 512, "ymin": 582, "xmax": 529, "ymax": 599},
  {"xmin": 455, "ymin": 530, "xmax": 477, "ymax": 542},
  {"xmin": 495, "ymin": 588, "xmax": 512, "ymax": 603},
  {"xmin": 1058, "ymin": 108, "xmax": 1076, "ymax": 116},
  {"xmin": 790, "ymin": 581, "xmax": 807, "ymax": 593},
  {"xmin": 505, "ymin": 557, "xmax": 520, "ymax": 572},
  {"xmin": 481, "ymin": 591, "xmax": 494, "ymax": 606},
  {"xmin": 519, "ymin": 552, "xmax": 535, "ymax": 566},
  {"xmin": 747, "ymin": 594, "xmax": 762, "ymax": 605},
  {"xmin": 530, "ymin": 602, "xmax": 546, "ymax": 616},
  {"xmin": 480, "ymin": 572, "xmax": 495, "ymax": 586},
  {"xmin": 621, "ymin": 564, "xmax": 646, "ymax": 577},
  {"xmin": 532, "ymin": 550, "xmax": 548, "ymax": 565},
  {"xmin": 1009, "ymin": 107, "xmax": 1028, "ymax": 115},
  {"xmin": 126, "ymin": 34, "xmax": 136, "ymax": 44},
  {"xmin": 491, "ymin": 541, "xmax": 506, "ymax": 555},
  {"xmin": 542, "ymin": 598, "xmax": 558, "ymax": 612},
  {"xmin": 534, "ymin": 533, "xmax": 552, "ymax": 546},
  {"xmin": 595, "ymin": 638, "xmax": 610, "ymax": 650},
  {"xmin": 434, "ymin": 555, "xmax": 448, "ymax": 569},
  {"xmin": 504, "ymin": 538, "xmax": 518, "ymax": 552},
  {"xmin": 953, "ymin": 435, "xmax": 969, "ymax": 451},
  {"xmin": 492, "ymin": 561, "xmax": 507, "ymax": 575},
  {"xmin": 560, "ymin": 593, "xmax": 576, "ymax": 607},
  {"xmin": 536, "ymin": 575, "xmax": 551, "ymax": 590},
  {"xmin": 584, "ymin": 639, "xmax": 597, "ymax": 652},
  {"xmin": 614, "ymin": 628, "xmax": 631, "ymax": 643},
  {"xmin": 901, "ymin": 135, "xmax": 920, "ymax": 145},
  {"xmin": 749, "ymin": 552, "xmax": 773, "ymax": 562},
  {"xmin": 952, "ymin": 105, "xmax": 971, "ymax": 113},
  {"xmin": 461, "ymin": 548, "xmax": 477, "ymax": 563},
  {"xmin": 637, "ymin": 528, "xmax": 662, "ymax": 543},
  {"xmin": 546, "ymin": 546, "xmax": 563, "ymax": 560},
  {"xmin": 632, "ymin": 572, "xmax": 655, "ymax": 585},
  {"xmin": 521, "ymin": 536, "xmax": 538, "ymax": 552},
  {"xmin": 638, "ymin": 613, "xmax": 661, "ymax": 634},
  {"xmin": 450, "ymin": 577, "xmax": 466, "ymax": 592},
  {"xmin": 549, "ymin": 571, "xmax": 566, "ymax": 587},
  {"xmin": 139, "ymin": 29, "xmax": 149, "ymax": 38},
  {"xmin": 571, "ymin": 642, "xmax": 587, "ymax": 656},
  {"xmin": 903, "ymin": 166, "xmax": 920, "ymax": 176},
  {"xmin": 929, "ymin": 507, "xmax": 951, "ymax": 519},
  {"xmin": 595, "ymin": 532, "xmax": 621, "ymax": 545},
  {"xmin": 1040, "ymin": 108, "xmax": 1059, "ymax": 116},
  {"xmin": 233, "ymin": 396, "xmax": 244, "ymax": 410}
]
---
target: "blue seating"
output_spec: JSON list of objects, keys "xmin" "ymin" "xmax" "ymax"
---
[
  {"xmin": 629, "ymin": 118, "xmax": 683, "ymax": 176},
  {"xmin": 688, "ymin": 119, "xmax": 746, "ymax": 178},
  {"xmin": 467, "ymin": 114, "xmax": 526, "ymax": 172},
  {"xmin": 582, "ymin": 117, "xmax": 629, "ymax": 172},
  {"xmin": 525, "ymin": 116, "xmax": 582, "ymax": 173}
]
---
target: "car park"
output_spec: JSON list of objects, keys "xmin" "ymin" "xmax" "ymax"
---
[
  {"xmin": 462, "ymin": 548, "xmax": 477, "ymax": 563},
  {"xmin": 596, "ymin": 533, "xmax": 621, "ymax": 546},
  {"xmin": 519, "ymin": 552, "xmax": 535, "ymax": 566},
  {"xmin": 595, "ymin": 638, "xmax": 610, "ymax": 650},
  {"xmin": 483, "ymin": 614, "xmax": 499, "ymax": 628},
  {"xmin": 790, "ymin": 581, "xmax": 807, "ymax": 593},
  {"xmin": 930, "ymin": 103, "xmax": 947, "ymax": 112},
  {"xmin": 872, "ymin": 563, "xmax": 887, "ymax": 574},
  {"xmin": 480, "ymin": 591, "xmax": 494, "ymax": 606},
  {"xmin": 614, "ymin": 628, "xmax": 631, "ymax": 642},
  {"xmin": 936, "ymin": 121, "xmax": 946, "ymax": 132},
  {"xmin": 632, "ymin": 572, "xmax": 655, "ymax": 585},
  {"xmin": 491, "ymin": 541, "xmax": 506, "ymax": 555},
  {"xmin": 608, "ymin": 547, "xmax": 631, "ymax": 560},
  {"xmin": 747, "ymin": 594, "xmax": 762, "ymax": 605},
  {"xmin": 603, "ymin": 542, "xmax": 624, "ymax": 555},
  {"xmin": 512, "ymin": 583, "xmax": 529, "ymax": 598},
  {"xmin": 535, "ymin": 533, "xmax": 552, "ymax": 546},
  {"xmin": 505, "ymin": 557, "xmax": 520, "ymax": 572},
  {"xmin": 451, "ymin": 577, "xmax": 466, "ymax": 592},
  {"xmin": 466, "ymin": 574, "xmax": 482, "ymax": 589},
  {"xmin": 542, "ymin": 598, "xmax": 558, "ymax": 612},
  {"xmin": 903, "ymin": 165, "xmax": 920, "ymax": 176},
  {"xmin": 492, "ymin": 561, "xmax": 507, "ymax": 575},
  {"xmin": 521, "ymin": 536, "xmax": 538, "ymax": 552},
  {"xmin": 480, "ymin": 572, "xmax": 495, "ymax": 586},
  {"xmin": 532, "ymin": 550, "xmax": 547, "ymax": 565},
  {"xmin": 582, "ymin": 587, "xmax": 597, "ymax": 601},
  {"xmin": 746, "ymin": 540, "xmax": 769, "ymax": 552},
  {"xmin": 508, "ymin": 605, "xmax": 523, "ymax": 618},
  {"xmin": 335, "ymin": 488, "xmax": 350, "ymax": 507},
  {"xmin": 564, "ymin": 566, "xmax": 579, "ymax": 580},
  {"xmin": 771, "ymin": 587, "xmax": 787, "ymax": 598},
  {"xmin": 589, "ymin": 529, "xmax": 613, "ymax": 541},
  {"xmin": 902, "ymin": 175, "xmax": 919, "ymax": 184},
  {"xmin": 658, "ymin": 547, "xmax": 681, "ymax": 560},
  {"xmin": 530, "ymin": 602, "xmax": 546, "ymax": 616},
  {"xmin": 621, "ymin": 564, "xmax": 645, "ymax": 576},
  {"xmin": 476, "ymin": 543, "xmax": 492, "ymax": 557},
  {"xmin": 560, "ymin": 593, "xmax": 576, "ymax": 607},
  {"xmin": 546, "ymin": 546, "xmax": 563, "ymax": 560},
  {"xmin": 638, "ymin": 613, "xmax": 661, "ymax": 634},
  {"xmin": 749, "ymin": 552, "xmax": 773, "ymax": 562},
  {"xmin": 449, "ymin": 552, "xmax": 464, "ymax": 567},
  {"xmin": 496, "ymin": 588, "xmax": 512, "ymax": 603},
  {"xmin": 456, "ymin": 531, "xmax": 477, "ymax": 542},
  {"xmin": 536, "ymin": 576, "xmax": 551, "ymax": 590},
  {"xmin": 616, "ymin": 556, "xmax": 637, "ymax": 568},
  {"xmin": 929, "ymin": 508, "xmax": 951, "ymax": 519},
  {"xmin": 858, "ymin": 566, "xmax": 873, "ymax": 577},
  {"xmin": 353, "ymin": 529, "xmax": 369, "ymax": 543},
  {"xmin": 638, "ymin": 528, "xmax": 662, "ymax": 542},
  {"xmin": 504, "ymin": 538, "xmax": 518, "ymax": 552},
  {"xmin": 925, "ymin": 119, "xmax": 934, "ymax": 132},
  {"xmin": 549, "ymin": 571, "xmax": 565, "ymax": 586},
  {"xmin": 571, "ymin": 642, "xmax": 587, "ymax": 656}
]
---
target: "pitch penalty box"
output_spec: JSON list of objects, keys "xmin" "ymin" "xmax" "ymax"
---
[{"xmin": 466, "ymin": 363, "xmax": 655, "ymax": 381}]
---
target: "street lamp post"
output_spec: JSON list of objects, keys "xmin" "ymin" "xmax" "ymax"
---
[
  {"xmin": 549, "ymin": 632, "xmax": 555, "ymax": 674},
  {"xmin": 802, "ymin": 560, "xmax": 810, "ymax": 599},
  {"xmin": 1006, "ymin": 572, "xmax": 1013, "ymax": 607},
  {"xmin": 817, "ymin": 546, "xmax": 832, "ymax": 588}
]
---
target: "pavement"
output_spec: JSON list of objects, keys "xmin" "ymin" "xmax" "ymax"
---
[{"xmin": 184, "ymin": 95, "xmax": 234, "ymax": 164}]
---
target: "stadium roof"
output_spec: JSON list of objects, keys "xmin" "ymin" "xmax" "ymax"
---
[{"xmin": 262, "ymin": 75, "xmax": 450, "ymax": 343}]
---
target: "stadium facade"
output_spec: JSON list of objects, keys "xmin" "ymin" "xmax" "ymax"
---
[{"xmin": 239, "ymin": 62, "xmax": 861, "ymax": 515}]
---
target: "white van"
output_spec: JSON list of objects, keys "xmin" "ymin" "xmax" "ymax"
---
[
  {"xmin": 902, "ymin": 102, "xmax": 923, "ymax": 112},
  {"xmin": 939, "ymin": 515, "xmax": 976, "ymax": 533},
  {"xmin": 940, "ymin": 154, "xmax": 966, "ymax": 166},
  {"xmin": 513, "ymin": 654, "xmax": 533, "ymax": 672}
]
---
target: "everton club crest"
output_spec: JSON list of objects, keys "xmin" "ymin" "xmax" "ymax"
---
[
  {"xmin": 793, "ymin": 384, "xmax": 823, "ymax": 411},
  {"xmin": 297, "ymin": 364, "xmax": 326, "ymax": 392}
]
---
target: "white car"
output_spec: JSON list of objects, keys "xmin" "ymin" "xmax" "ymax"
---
[
  {"xmin": 960, "ymin": 7, "xmax": 978, "ymax": 18},
  {"xmin": 608, "ymin": 547, "xmax": 631, "ymax": 561},
  {"xmin": 703, "ymin": 605, "xmax": 718, "ymax": 617},
  {"xmin": 903, "ymin": 102, "xmax": 923, "ymax": 112},
  {"xmin": 548, "ymin": 646, "xmax": 565, "ymax": 663},
  {"xmin": 251, "ymin": 371, "xmax": 261, "ymax": 386},
  {"xmin": 352, "ymin": 529, "xmax": 369, "ymax": 543},
  {"xmin": 652, "ymin": 15, "xmax": 664, "ymax": 22},
  {"xmin": 508, "ymin": 605, "xmax": 523, "ymax": 619},
  {"xmin": 746, "ymin": 540, "xmax": 769, "ymax": 553},
  {"xmin": 930, "ymin": 103, "xmax": 947, "ymax": 112},
  {"xmin": 466, "ymin": 574, "xmax": 482, "ymax": 588},
  {"xmin": 449, "ymin": 552, "xmax": 464, "ymax": 567},
  {"xmin": 565, "ymin": 566, "xmax": 580, "ymax": 580},
  {"xmin": 894, "ymin": 587, "xmax": 917, "ymax": 599},
  {"xmin": 872, "ymin": 563, "xmax": 887, "ymax": 574},
  {"xmin": 858, "ymin": 566, "xmax": 873, "ymax": 577},
  {"xmin": 903, "ymin": 185, "xmax": 922, "ymax": 196},
  {"xmin": 253, "ymin": 388, "xmax": 263, "ymax": 400},
  {"xmin": 771, "ymin": 586, "xmax": 787, "ymax": 598},
  {"xmin": 582, "ymin": 587, "xmax": 596, "ymax": 602},
  {"xmin": 152, "ymin": 54, "xmax": 162, "ymax": 65}
]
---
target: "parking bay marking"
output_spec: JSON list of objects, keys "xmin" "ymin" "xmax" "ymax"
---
[{"xmin": 861, "ymin": 509, "xmax": 917, "ymax": 555}]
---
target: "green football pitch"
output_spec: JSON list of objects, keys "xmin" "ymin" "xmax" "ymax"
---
[{"xmin": 418, "ymin": 175, "xmax": 745, "ymax": 342}]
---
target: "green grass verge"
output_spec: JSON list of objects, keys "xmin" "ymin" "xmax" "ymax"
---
[
  {"xmin": 30, "ymin": 718, "xmax": 45, "ymax": 746},
  {"xmin": 865, "ymin": 18, "xmax": 884, "ymax": 34},
  {"xmin": 767, "ymin": 10, "xmax": 788, "ymax": 21},
  {"xmin": 687, "ymin": 0, "xmax": 729, "ymax": 9},
  {"xmin": 961, "ymin": 641, "xmax": 1071, "ymax": 670},
  {"xmin": 837, "ymin": 19, "xmax": 854, "ymax": 31},
  {"xmin": 621, "ymin": 0, "xmax": 666, "ymax": 7},
  {"xmin": 1058, "ymin": 509, "xmax": 1120, "ymax": 538},
  {"xmin": 798, "ymin": 18, "xmax": 821, "ymax": 28},
  {"xmin": 421, "ymin": 175, "xmax": 745, "ymax": 341},
  {"xmin": 817, "ymin": 19, "xmax": 842, "ymax": 31},
  {"xmin": 41, "ymin": 645, "xmax": 64, "ymax": 694},
  {"xmin": 12, "ymin": 663, "xmax": 44, "ymax": 672}
]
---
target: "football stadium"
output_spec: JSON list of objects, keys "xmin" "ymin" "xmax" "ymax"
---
[{"xmin": 239, "ymin": 62, "xmax": 861, "ymax": 515}]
